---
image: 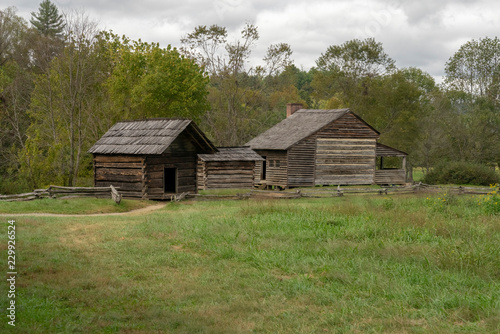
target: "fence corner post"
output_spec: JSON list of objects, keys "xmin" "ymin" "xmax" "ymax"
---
[
  {"xmin": 458, "ymin": 186, "xmax": 464, "ymax": 195},
  {"xmin": 110, "ymin": 185, "xmax": 122, "ymax": 204}
]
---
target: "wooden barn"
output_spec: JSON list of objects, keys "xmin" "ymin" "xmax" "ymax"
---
[
  {"xmin": 246, "ymin": 104, "xmax": 408, "ymax": 188},
  {"xmin": 197, "ymin": 147, "xmax": 264, "ymax": 190},
  {"xmin": 88, "ymin": 118, "xmax": 216, "ymax": 199}
]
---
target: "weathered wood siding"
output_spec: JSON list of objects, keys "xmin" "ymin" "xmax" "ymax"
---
[
  {"xmin": 254, "ymin": 160, "xmax": 263, "ymax": 184},
  {"xmin": 287, "ymin": 137, "xmax": 316, "ymax": 187},
  {"xmin": 315, "ymin": 138, "xmax": 376, "ymax": 185},
  {"xmin": 197, "ymin": 161, "xmax": 255, "ymax": 190},
  {"xmin": 313, "ymin": 112, "xmax": 378, "ymax": 185},
  {"xmin": 197, "ymin": 160, "xmax": 207, "ymax": 190},
  {"xmin": 95, "ymin": 132, "xmax": 201, "ymax": 200},
  {"xmin": 375, "ymin": 169, "xmax": 406, "ymax": 185},
  {"xmin": 254, "ymin": 150, "xmax": 288, "ymax": 188},
  {"xmin": 94, "ymin": 155, "xmax": 145, "ymax": 198},
  {"xmin": 316, "ymin": 112, "xmax": 379, "ymax": 139},
  {"xmin": 144, "ymin": 155, "xmax": 197, "ymax": 199},
  {"xmin": 145, "ymin": 132, "xmax": 199, "ymax": 199}
]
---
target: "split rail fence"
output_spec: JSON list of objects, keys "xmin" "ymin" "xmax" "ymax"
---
[
  {"xmin": 189, "ymin": 183, "xmax": 493, "ymax": 201},
  {"xmin": 0, "ymin": 183, "xmax": 492, "ymax": 203},
  {"xmin": 0, "ymin": 185, "xmax": 122, "ymax": 203}
]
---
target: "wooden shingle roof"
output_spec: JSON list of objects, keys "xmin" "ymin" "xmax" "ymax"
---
[
  {"xmin": 376, "ymin": 143, "xmax": 408, "ymax": 157},
  {"xmin": 246, "ymin": 108, "xmax": 376, "ymax": 150},
  {"xmin": 88, "ymin": 118, "xmax": 215, "ymax": 155},
  {"xmin": 198, "ymin": 147, "xmax": 264, "ymax": 162}
]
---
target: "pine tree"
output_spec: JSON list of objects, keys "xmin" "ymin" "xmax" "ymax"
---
[{"xmin": 30, "ymin": 0, "xmax": 65, "ymax": 37}]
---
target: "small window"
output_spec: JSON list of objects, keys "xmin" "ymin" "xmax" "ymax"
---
[
  {"xmin": 269, "ymin": 160, "xmax": 274, "ymax": 167},
  {"xmin": 276, "ymin": 160, "xmax": 281, "ymax": 167}
]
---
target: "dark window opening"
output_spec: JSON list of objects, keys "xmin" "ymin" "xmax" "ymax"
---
[
  {"xmin": 376, "ymin": 156, "xmax": 402, "ymax": 170},
  {"xmin": 261, "ymin": 156, "xmax": 267, "ymax": 180},
  {"xmin": 164, "ymin": 168, "xmax": 177, "ymax": 193},
  {"xmin": 275, "ymin": 160, "xmax": 281, "ymax": 167}
]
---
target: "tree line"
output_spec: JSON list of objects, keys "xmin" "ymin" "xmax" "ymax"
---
[{"xmin": 0, "ymin": 1, "xmax": 499, "ymax": 193}]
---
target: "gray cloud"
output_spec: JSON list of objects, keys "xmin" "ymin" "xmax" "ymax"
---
[{"xmin": 8, "ymin": 0, "xmax": 500, "ymax": 81}]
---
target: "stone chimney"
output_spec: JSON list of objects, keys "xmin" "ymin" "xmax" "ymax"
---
[{"xmin": 286, "ymin": 103, "xmax": 303, "ymax": 117}]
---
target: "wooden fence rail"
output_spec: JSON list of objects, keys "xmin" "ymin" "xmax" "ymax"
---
[
  {"xmin": 187, "ymin": 183, "xmax": 493, "ymax": 201},
  {"xmin": 0, "ymin": 186, "xmax": 121, "ymax": 203},
  {"xmin": 1, "ymin": 183, "xmax": 493, "ymax": 203},
  {"xmin": 295, "ymin": 183, "xmax": 492, "ymax": 198}
]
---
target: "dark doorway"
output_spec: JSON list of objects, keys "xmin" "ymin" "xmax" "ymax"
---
[
  {"xmin": 164, "ymin": 168, "xmax": 177, "ymax": 193},
  {"xmin": 261, "ymin": 156, "xmax": 267, "ymax": 181}
]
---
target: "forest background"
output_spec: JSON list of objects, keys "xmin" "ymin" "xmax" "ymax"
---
[{"xmin": 0, "ymin": 1, "xmax": 499, "ymax": 193}]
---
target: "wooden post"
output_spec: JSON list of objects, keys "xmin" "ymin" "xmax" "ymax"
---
[
  {"xmin": 337, "ymin": 185, "xmax": 343, "ymax": 197},
  {"xmin": 93, "ymin": 156, "xmax": 96, "ymax": 187},
  {"xmin": 110, "ymin": 185, "xmax": 122, "ymax": 204},
  {"xmin": 402, "ymin": 156, "xmax": 408, "ymax": 183},
  {"xmin": 141, "ymin": 156, "xmax": 147, "ymax": 200}
]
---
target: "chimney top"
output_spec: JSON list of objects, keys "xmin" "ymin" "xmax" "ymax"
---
[{"xmin": 286, "ymin": 103, "xmax": 303, "ymax": 117}]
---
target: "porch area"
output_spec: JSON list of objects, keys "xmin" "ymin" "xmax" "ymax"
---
[{"xmin": 375, "ymin": 143, "xmax": 408, "ymax": 185}]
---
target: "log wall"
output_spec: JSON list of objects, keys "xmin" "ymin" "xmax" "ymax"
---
[
  {"xmin": 312, "ymin": 112, "xmax": 378, "ymax": 185},
  {"xmin": 197, "ymin": 160, "xmax": 207, "ymax": 190},
  {"xmin": 254, "ymin": 160, "xmax": 263, "ymax": 184},
  {"xmin": 254, "ymin": 150, "xmax": 288, "ymax": 188},
  {"xmin": 315, "ymin": 138, "xmax": 376, "ymax": 185},
  {"xmin": 94, "ymin": 132, "xmax": 204, "ymax": 199},
  {"xmin": 287, "ymin": 137, "xmax": 316, "ymax": 187},
  {"xmin": 316, "ymin": 112, "xmax": 380, "ymax": 139},
  {"xmin": 145, "ymin": 132, "xmax": 199, "ymax": 199},
  {"xmin": 197, "ymin": 161, "xmax": 256, "ymax": 190},
  {"xmin": 145, "ymin": 155, "xmax": 197, "ymax": 199},
  {"xmin": 94, "ymin": 155, "xmax": 145, "ymax": 198},
  {"xmin": 375, "ymin": 169, "xmax": 406, "ymax": 185}
]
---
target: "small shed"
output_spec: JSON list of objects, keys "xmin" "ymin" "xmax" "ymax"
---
[
  {"xmin": 246, "ymin": 104, "xmax": 408, "ymax": 188},
  {"xmin": 197, "ymin": 147, "xmax": 264, "ymax": 190},
  {"xmin": 88, "ymin": 118, "xmax": 216, "ymax": 199}
]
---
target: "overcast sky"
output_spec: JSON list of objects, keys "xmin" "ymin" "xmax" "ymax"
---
[{"xmin": 7, "ymin": 0, "xmax": 500, "ymax": 82}]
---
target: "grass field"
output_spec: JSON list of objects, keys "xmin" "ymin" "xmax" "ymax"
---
[
  {"xmin": 0, "ymin": 197, "xmax": 151, "ymax": 214},
  {"xmin": 1, "ymin": 191, "xmax": 499, "ymax": 333}
]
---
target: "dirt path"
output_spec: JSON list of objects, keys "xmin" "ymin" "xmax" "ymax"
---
[{"xmin": 0, "ymin": 203, "xmax": 167, "ymax": 218}]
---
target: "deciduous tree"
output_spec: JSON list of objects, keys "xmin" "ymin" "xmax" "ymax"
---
[
  {"xmin": 444, "ymin": 37, "xmax": 500, "ymax": 166},
  {"xmin": 21, "ymin": 12, "xmax": 105, "ymax": 187},
  {"xmin": 312, "ymin": 38, "xmax": 395, "ymax": 110},
  {"xmin": 107, "ymin": 36, "xmax": 209, "ymax": 122},
  {"xmin": 181, "ymin": 24, "xmax": 294, "ymax": 145},
  {"xmin": 0, "ymin": 7, "xmax": 33, "ymax": 192}
]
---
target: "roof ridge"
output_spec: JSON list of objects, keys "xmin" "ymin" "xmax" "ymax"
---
[
  {"xmin": 216, "ymin": 146, "xmax": 251, "ymax": 149},
  {"xmin": 114, "ymin": 117, "xmax": 192, "ymax": 123},
  {"xmin": 295, "ymin": 108, "xmax": 350, "ymax": 112}
]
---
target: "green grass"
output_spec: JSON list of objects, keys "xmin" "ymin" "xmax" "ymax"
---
[
  {"xmin": 198, "ymin": 188, "xmax": 252, "ymax": 196},
  {"xmin": 0, "ymin": 197, "xmax": 152, "ymax": 214},
  {"xmin": 413, "ymin": 167, "xmax": 426, "ymax": 182},
  {"xmin": 1, "ymin": 194, "xmax": 499, "ymax": 333}
]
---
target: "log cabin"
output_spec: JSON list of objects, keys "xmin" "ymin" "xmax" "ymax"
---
[
  {"xmin": 246, "ymin": 104, "xmax": 408, "ymax": 188},
  {"xmin": 197, "ymin": 147, "xmax": 264, "ymax": 190},
  {"xmin": 88, "ymin": 118, "xmax": 216, "ymax": 199}
]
